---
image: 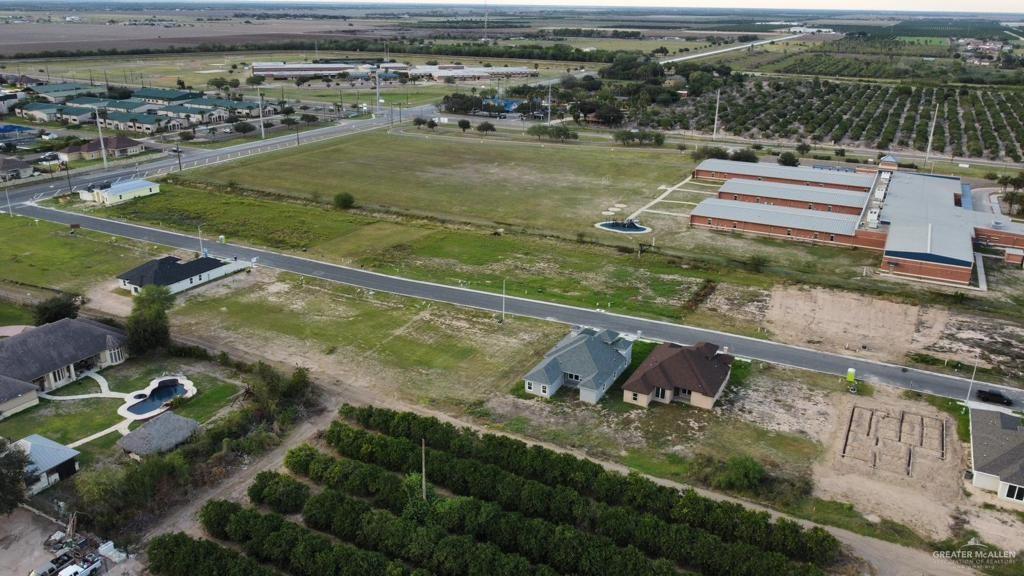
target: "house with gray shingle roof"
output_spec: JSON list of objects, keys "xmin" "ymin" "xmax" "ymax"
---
[
  {"xmin": 523, "ymin": 327, "xmax": 633, "ymax": 404},
  {"xmin": 970, "ymin": 408, "xmax": 1024, "ymax": 507},
  {"xmin": 0, "ymin": 374, "xmax": 39, "ymax": 420},
  {"xmin": 13, "ymin": 434, "xmax": 80, "ymax": 494},
  {"xmin": 0, "ymin": 318, "xmax": 128, "ymax": 392},
  {"xmin": 117, "ymin": 412, "xmax": 200, "ymax": 459}
]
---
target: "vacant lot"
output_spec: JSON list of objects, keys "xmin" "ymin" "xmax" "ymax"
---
[
  {"xmin": 179, "ymin": 130, "xmax": 688, "ymax": 230},
  {"xmin": 0, "ymin": 216, "xmax": 164, "ymax": 293}
]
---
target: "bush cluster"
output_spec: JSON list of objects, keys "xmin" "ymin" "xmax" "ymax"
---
[
  {"xmin": 338, "ymin": 405, "xmax": 839, "ymax": 565},
  {"xmin": 200, "ymin": 500, "xmax": 417, "ymax": 576},
  {"xmin": 247, "ymin": 471, "xmax": 310, "ymax": 514},
  {"xmin": 148, "ymin": 532, "xmax": 277, "ymax": 576}
]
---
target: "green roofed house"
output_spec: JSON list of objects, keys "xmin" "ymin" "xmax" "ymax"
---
[
  {"xmin": 55, "ymin": 106, "xmax": 96, "ymax": 124},
  {"xmin": 16, "ymin": 102, "xmax": 60, "ymax": 122},
  {"xmin": 29, "ymin": 82, "xmax": 96, "ymax": 103},
  {"xmin": 101, "ymin": 111, "xmax": 182, "ymax": 134},
  {"xmin": 523, "ymin": 327, "xmax": 633, "ymax": 404},
  {"xmin": 132, "ymin": 87, "xmax": 200, "ymax": 105}
]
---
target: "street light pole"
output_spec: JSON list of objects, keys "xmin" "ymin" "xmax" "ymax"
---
[
  {"xmin": 3, "ymin": 178, "xmax": 12, "ymax": 218},
  {"xmin": 95, "ymin": 114, "xmax": 108, "ymax": 170},
  {"xmin": 256, "ymin": 86, "xmax": 266, "ymax": 140},
  {"xmin": 197, "ymin": 225, "xmax": 205, "ymax": 255},
  {"xmin": 966, "ymin": 351, "xmax": 979, "ymax": 402}
]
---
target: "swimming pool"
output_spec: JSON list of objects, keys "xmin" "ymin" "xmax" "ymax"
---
[{"xmin": 126, "ymin": 379, "xmax": 187, "ymax": 415}]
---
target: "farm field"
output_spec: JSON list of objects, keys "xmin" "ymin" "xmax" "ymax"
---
[
  {"xmin": 668, "ymin": 78, "xmax": 1024, "ymax": 161},
  {"xmin": 146, "ymin": 403, "xmax": 845, "ymax": 576}
]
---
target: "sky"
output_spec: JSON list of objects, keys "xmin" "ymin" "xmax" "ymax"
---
[{"xmin": 279, "ymin": 0, "xmax": 1023, "ymax": 15}]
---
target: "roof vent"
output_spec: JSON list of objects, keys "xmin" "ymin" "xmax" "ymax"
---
[{"xmin": 991, "ymin": 220, "xmax": 1005, "ymax": 229}]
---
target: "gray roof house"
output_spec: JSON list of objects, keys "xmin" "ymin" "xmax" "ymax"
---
[
  {"xmin": 0, "ymin": 374, "xmax": 39, "ymax": 420},
  {"xmin": 970, "ymin": 408, "xmax": 1024, "ymax": 506},
  {"xmin": 13, "ymin": 434, "xmax": 81, "ymax": 494},
  {"xmin": 0, "ymin": 156, "xmax": 33, "ymax": 181},
  {"xmin": 0, "ymin": 318, "xmax": 128, "ymax": 392},
  {"xmin": 523, "ymin": 328, "xmax": 633, "ymax": 404},
  {"xmin": 117, "ymin": 412, "xmax": 200, "ymax": 458}
]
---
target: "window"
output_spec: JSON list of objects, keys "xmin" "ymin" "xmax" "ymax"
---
[
  {"xmin": 755, "ymin": 197, "xmax": 761, "ymax": 203},
  {"xmin": 813, "ymin": 233, "xmax": 819, "ymax": 240},
  {"xmin": 808, "ymin": 203, "xmax": 814, "ymax": 210},
  {"xmin": 731, "ymin": 222, "xmax": 737, "ymax": 229},
  {"xmin": 733, "ymin": 194, "xmax": 739, "ymax": 200},
  {"xmin": 1007, "ymin": 484, "xmax": 1024, "ymax": 501},
  {"xmin": 707, "ymin": 218, "xmax": 712, "ymax": 225},
  {"xmin": 675, "ymin": 387, "xmax": 691, "ymax": 397},
  {"xmin": 828, "ymin": 205, "xmax": 833, "ymax": 212},
  {"xmin": 655, "ymin": 387, "xmax": 667, "ymax": 400},
  {"xmin": 631, "ymin": 392, "xmax": 638, "ymax": 401},
  {"xmin": 829, "ymin": 234, "xmax": 836, "ymax": 242},
  {"xmin": 526, "ymin": 382, "xmax": 533, "ymax": 391},
  {"xmin": 565, "ymin": 373, "xmax": 580, "ymax": 382},
  {"xmin": 786, "ymin": 229, "xmax": 792, "ymax": 236},
  {"xmin": 541, "ymin": 385, "xmax": 548, "ymax": 395}
]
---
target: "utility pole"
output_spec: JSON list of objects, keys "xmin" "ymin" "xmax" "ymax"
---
[
  {"xmin": 925, "ymin": 102, "xmax": 939, "ymax": 165},
  {"xmin": 3, "ymin": 177, "xmax": 12, "ymax": 218},
  {"xmin": 197, "ymin": 225, "xmax": 205, "ymax": 255},
  {"xmin": 547, "ymin": 83, "xmax": 552, "ymax": 125},
  {"xmin": 501, "ymin": 278, "xmax": 506, "ymax": 323},
  {"xmin": 375, "ymin": 67, "xmax": 382, "ymax": 116},
  {"xmin": 256, "ymin": 86, "xmax": 266, "ymax": 140},
  {"xmin": 966, "ymin": 351, "xmax": 979, "ymax": 402},
  {"xmin": 95, "ymin": 114, "xmax": 108, "ymax": 170},
  {"xmin": 712, "ymin": 89, "xmax": 721, "ymax": 141},
  {"xmin": 64, "ymin": 162, "xmax": 73, "ymax": 195}
]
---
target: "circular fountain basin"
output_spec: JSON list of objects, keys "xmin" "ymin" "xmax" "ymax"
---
[{"xmin": 595, "ymin": 220, "xmax": 651, "ymax": 234}]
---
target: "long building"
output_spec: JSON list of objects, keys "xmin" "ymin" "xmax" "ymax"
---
[
  {"xmin": 688, "ymin": 159, "xmax": 1024, "ymax": 286},
  {"xmin": 252, "ymin": 62, "xmax": 357, "ymax": 78}
]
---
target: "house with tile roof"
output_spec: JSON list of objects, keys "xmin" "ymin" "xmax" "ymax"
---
[
  {"xmin": 523, "ymin": 327, "xmax": 633, "ymax": 404},
  {"xmin": 622, "ymin": 342, "xmax": 735, "ymax": 410},
  {"xmin": 58, "ymin": 136, "xmax": 145, "ymax": 162}
]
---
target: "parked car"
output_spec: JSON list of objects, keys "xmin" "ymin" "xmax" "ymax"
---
[{"xmin": 976, "ymin": 389, "xmax": 1013, "ymax": 406}]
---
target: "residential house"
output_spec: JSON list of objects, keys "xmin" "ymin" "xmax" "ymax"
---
[
  {"xmin": 523, "ymin": 328, "xmax": 633, "ymax": 404},
  {"xmin": 621, "ymin": 342, "xmax": 734, "ymax": 410},
  {"xmin": 183, "ymin": 97, "xmax": 277, "ymax": 118},
  {"xmin": 102, "ymin": 111, "xmax": 180, "ymax": 133},
  {"xmin": 0, "ymin": 90, "xmax": 26, "ymax": 114},
  {"xmin": 117, "ymin": 412, "xmax": 200, "ymax": 459},
  {"xmin": 156, "ymin": 104, "xmax": 229, "ymax": 125},
  {"xmin": 16, "ymin": 102, "xmax": 61, "ymax": 122},
  {"xmin": 104, "ymin": 98, "xmax": 157, "ymax": 113},
  {"xmin": 55, "ymin": 106, "xmax": 95, "ymax": 125},
  {"xmin": 131, "ymin": 87, "xmax": 201, "ymax": 105},
  {"xmin": 0, "ymin": 156, "xmax": 33, "ymax": 181},
  {"xmin": 117, "ymin": 255, "xmax": 250, "ymax": 295},
  {"xmin": 29, "ymin": 82, "xmax": 96, "ymax": 103},
  {"xmin": 0, "ymin": 317, "xmax": 128, "ymax": 392},
  {"xmin": 970, "ymin": 408, "xmax": 1024, "ymax": 507},
  {"xmin": 58, "ymin": 136, "xmax": 145, "ymax": 162},
  {"xmin": 12, "ymin": 435, "xmax": 80, "ymax": 494},
  {"xmin": 78, "ymin": 179, "xmax": 159, "ymax": 205},
  {"xmin": 0, "ymin": 374, "xmax": 39, "ymax": 420}
]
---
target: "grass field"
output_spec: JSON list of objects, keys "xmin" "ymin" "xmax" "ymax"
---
[
  {"xmin": 0, "ymin": 397, "xmax": 123, "ymax": 445},
  {"xmin": 0, "ymin": 216, "xmax": 165, "ymax": 293},
  {"xmin": 0, "ymin": 301, "xmax": 32, "ymax": 325},
  {"xmin": 178, "ymin": 130, "xmax": 689, "ymax": 230}
]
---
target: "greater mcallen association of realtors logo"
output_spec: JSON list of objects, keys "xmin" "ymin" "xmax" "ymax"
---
[{"xmin": 934, "ymin": 537, "xmax": 1018, "ymax": 567}]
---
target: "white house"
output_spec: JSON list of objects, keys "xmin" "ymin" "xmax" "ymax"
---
[
  {"xmin": 523, "ymin": 328, "xmax": 633, "ymax": 404},
  {"xmin": 117, "ymin": 255, "xmax": 251, "ymax": 296},
  {"xmin": 970, "ymin": 408, "xmax": 1024, "ymax": 507},
  {"xmin": 13, "ymin": 435, "xmax": 81, "ymax": 494},
  {"xmin": 78, "ymin": 179, "xmax": 159, "ymax": 206}
]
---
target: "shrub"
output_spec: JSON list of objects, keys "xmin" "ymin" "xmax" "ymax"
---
[
  {"xmin": 33, "ymin": 294, "xmax": 79, "ymax": 325},
  {"xmin": 248, "ymin": 471, "xmax": 310, "ymax": 514},
  {"xmin": 712, "ymin": 456, "xmax": 766, "ymax": 491},
  {"xmin": 333, "ymin": 192, "xmax": 355, "ymax": 210}
]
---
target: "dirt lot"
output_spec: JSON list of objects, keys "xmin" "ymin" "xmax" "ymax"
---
[{"xmin": 0, "ymin": 507, "xmax": 63, "ymax": 576}]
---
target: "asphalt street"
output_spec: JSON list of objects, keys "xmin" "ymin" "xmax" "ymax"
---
[{"xmin": 10, "ymin": 202, "xmax": 1023, "ymax": 407}]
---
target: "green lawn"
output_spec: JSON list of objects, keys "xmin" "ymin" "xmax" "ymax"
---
[
  {"xmin": 0, "ymin": 397, "xmax": 123, "ymax": 445},
  {"xmin": 177, "ymin": 130, "xmax": 689, "ymax": 231},
  {"xmin": 0, "ymin": 301, "xmax": 33, "ymax": 325},
  {"xmin": 0, "ymin": 216, "xmax": 164, "ymax": 293},
  {"xmin": 100, "ymin": 358, "xmax": 242, "ymax": 424},
  {"xmin": 45, "ymin": 378, "xmax": 102, "ymax": 397}
]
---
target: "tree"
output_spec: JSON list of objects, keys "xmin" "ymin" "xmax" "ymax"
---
[
  {"xmin": 207, "ymin": 77, "xmax": 229, "ymax": 90},
  {"xmin": 413, "ymin": 117, "xmax": 428, "ymax": 129},
  {"xmin": 712, "ymin": 456, "xmax": 765, "ymax": 491},
  {"xmin": 527, "ymin": 124, "xmax": 550, "ymax": 140},
  {"xmin": 476, "ymin": 121, "xmax": 496, "ymax": 136},
  {"xmin": 0, "ymin": 438, "xmax": 29, "ymax": 515},
  {"xmin": 246, "ymin": 75, "xmax": 265, "ymax": 86},
  {"xmin": 33, "ymin": 294, "xmax": 79, "ymax": 325},
  {"xmin": 127, "ymin": 285, "xmax": 173, "ymax": 354},
  {"xmin": 300, "ymin": 113, "xmax": 318, "ymax": 124},
  {"xmin": 175, "ymin": 78, "xmax": 186, "ymax": 89},
  {"xmin": 281, "ymin": 117, "xmax": 298, "ymax": 127},
  {"xmin": 333, "ymin": 192, "xmax": 355, "ymax": 210},
  {"xmin": 729, "ymin": 148, "xmax": 759, "ymax": 163},
  {"xmin": 457, "ymin": 119, "xmax": 471, "ymax": 133},
  {"xmin": 228, "ymin": 78, "xmax": 240, "ymax": 89},
  {"xmin": 233, "ymin": 121, "xmax": 255, "ymax": 134},
  {"xmin": 795, "ymin": 142, "xmax": 811, "ymax": 155},
  {"xmin": 778, "ymin": 151, "xmax": 800, "ymax": 167},
  {"xmin": 426, "ymin": 119, "xmax": 438, "ymax": 130}
]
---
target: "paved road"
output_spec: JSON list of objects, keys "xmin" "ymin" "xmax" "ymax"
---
[
  {"xmin": 11, "ymin": 202, "xmax": 1023, "ymax": 408},
  {"xmin": 659, "ymin": 34, "xmax": 805, "ymax": 64}
]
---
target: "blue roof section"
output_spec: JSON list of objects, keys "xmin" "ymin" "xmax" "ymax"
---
[
  {"xmin": 0, "ymin": 124, "xmax": 33, "ymax": 134},
  {"xmin": 17, "ymin": 434, "xmax": 79, "ymax": 474},
  {"xmin": 883, "ymin": 250, "xmax": 974, "ymax": 268},
  {"xmin": 961, "ymin": 183, "xmax": 974, "ymax": 211},
  {"xmin": 483, "ymin": 97, "xmax": 524, "ymax": 113}
]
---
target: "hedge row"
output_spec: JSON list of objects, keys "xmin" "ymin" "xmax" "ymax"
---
[
  {"xmin": 248, "ymin": 470, "xmax": 310, "ymax": 514},
  {"xmin": 200, "ymin": 500, "xmax": 417, "ymax": 576},
  {"xmin": 287, "ymin": 445, "xmax": 675, "ymax": 576},
  {"xmin": 301, "ymin": 490, "xmax": 558, "ymax": 576},
  {"xmin": 147, "ymin": 532, "xmax": 278, "ymax": 576},
  {"xmin": 285, "ymin": 444, "xmax": 406, "ymax": 514},
  {"xmin": 324, "ymin": 422, "xmax": 822, "ymax": 576},
  {"xmin": 338, "ymin": 404, "xmax": 839, "ymax": 564}
]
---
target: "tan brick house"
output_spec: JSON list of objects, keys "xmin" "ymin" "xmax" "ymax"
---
[{"xmin": 622, "ymin": 342, "xmax": 734, "ymax": 410}]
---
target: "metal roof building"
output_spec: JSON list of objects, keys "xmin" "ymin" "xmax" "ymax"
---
[
  {"xmin": 880, "ymin": 172, "xmax": 977, "ymax": 268},
  {"xmin": 695, "ymin": 159, "xmax": 877, "ymax": 190},
  {"xmin": 719, "ymin": 179, "xmax": 870, "ymax": 209},
  {"xmin": 691, "ymin": 198, "xmax": 861, "ymax": 236}
]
